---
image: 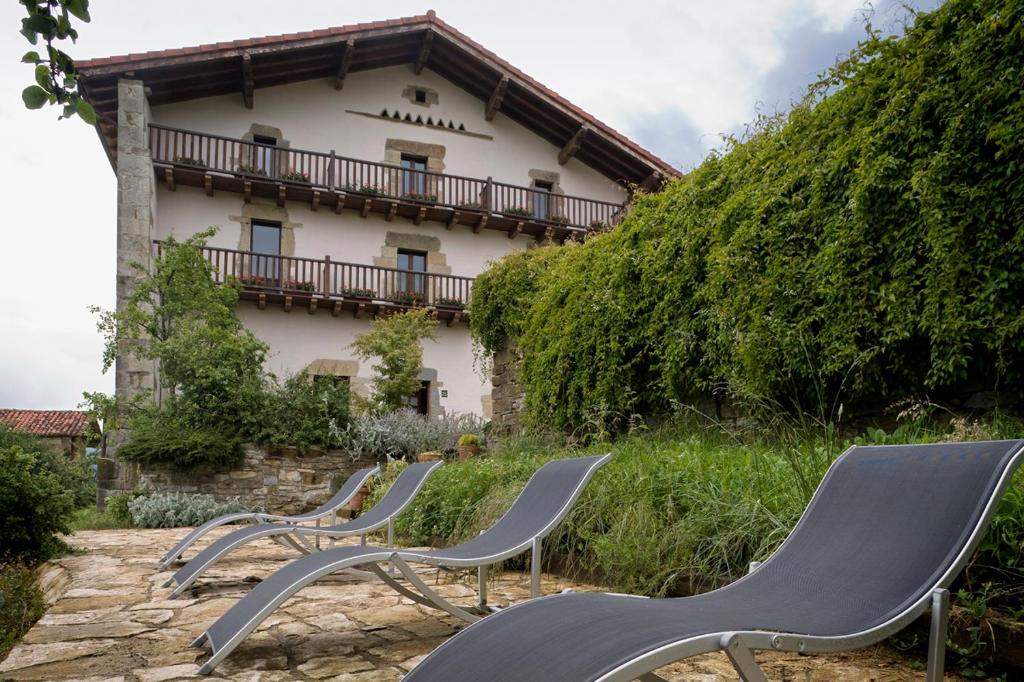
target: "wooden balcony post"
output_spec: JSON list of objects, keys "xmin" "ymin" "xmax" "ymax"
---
[
  {"xmin": 484, "ymin": 176, "xmax": 493, "ymax": 211},
  {"xmin": 329, "ymin": 150, "xmax": 337, "ymax": 191},
  {"xmin": 322, "ymin": 255, "xmax": 331, "ymax": 296}
]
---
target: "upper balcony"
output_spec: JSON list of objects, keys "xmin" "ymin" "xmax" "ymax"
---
[
  {"xmin": 149, "ymin": 125, "xmax": 628, "ymax": 241},
  {"xmin": 161, "ymin": 241, "xmax": 474, "ymax": 325}
]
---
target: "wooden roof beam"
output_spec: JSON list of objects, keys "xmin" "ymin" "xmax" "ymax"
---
[
  {"xmin": 559, "ymin": 125, "xmax": 589, "ymax": 165},
  {"xmin": 485, "ymin": 76, "xmax": 508, "ymax": 121},
  {"xmin": 241, "ymin": 52, "xmax": 254, "ymax": 109},
  {"xmin": 413, "ymin": 30, "xmax": 433, "ymax": 75},
  {"xmin": 334, "ymin": 39, "xmax": 355, "ymax": 90}
]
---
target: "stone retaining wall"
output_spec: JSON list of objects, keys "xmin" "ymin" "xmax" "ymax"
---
[
  {"xmin": 136, "ymin": 444, "xmax": 379, "ymax": 514},
  {"xmin": 490, "ymin": 341, "xmax": 524, "ymax": 431}
]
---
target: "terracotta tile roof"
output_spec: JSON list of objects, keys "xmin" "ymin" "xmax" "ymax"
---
[
  {"xmin": 0, "ymin": 409, "xmax": 91, "ymax": 438},
  {"xmin": 76, "ymin": 10, "xmax": 678, "ymax": 177}
]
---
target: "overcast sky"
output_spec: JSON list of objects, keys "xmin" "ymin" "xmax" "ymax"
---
[{"xmin": 0, "ymin": 0, "xmax": 936, "ymax": 410}]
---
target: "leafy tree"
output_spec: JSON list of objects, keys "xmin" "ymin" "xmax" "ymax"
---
[
  {"xmin": 19, "ymin": 0, "xmax": 96, "ymax": 123},
  {"xmin": 351, "ymin": 309, "xmax": 438, "ymax": 412}
]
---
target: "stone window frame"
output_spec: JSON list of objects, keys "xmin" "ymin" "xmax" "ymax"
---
[
  {"xmin": 401, "ymin": 85, "xmax": 440, "ymax": 108},
  {"xmin": 528, "ymin": 169, "xmax": 566, "ymax": 219},
  {"xmin": 239, "ymin": 123, "xmax": 291, "ymax": 175},
  {"xmin": 230, "ymin": 202, "xmax": 302, "ymax": 281},
  {"xmin": 383, "ymin": 139, "xmax": 446, "ymax": 199}
]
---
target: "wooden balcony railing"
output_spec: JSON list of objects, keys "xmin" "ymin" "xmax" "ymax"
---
[
  {"xmin": 149, "ymin": 124, "xmax": 626, "ymax": 231},
  {"xmin": 158, "ymin": 242, "xmax": 474, "ymax": 315}
]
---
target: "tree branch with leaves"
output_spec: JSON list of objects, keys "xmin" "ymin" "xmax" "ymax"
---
[{"xmin": 19, "ymin": 0, "xmax": 96, "ymax": 123}]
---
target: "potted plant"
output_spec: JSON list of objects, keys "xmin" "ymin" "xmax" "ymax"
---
[
  {"xmin": 348, "ymin": 483, "xmax": 372, "ymax": 512},
  {"xmin": 339, "ymin": 287, "xmax": 375, "ymax": 299},
  {"xmin": 417, "ymin": 451, "xmax": 443, "ymax": 462},
  {"xmin": 456, "ymin": 434, "xmax": 481, "ymax": 460},
  {"xmin": 280, "ymin": 169, "xmax": 311, "ymax": 183},
  {"xmin": 504, "ymin": 206, "xmax": 532, "ymax": 218},
  {"xmin": 435, "ymin": 296, "xmax": 464, "ymax": 308}
]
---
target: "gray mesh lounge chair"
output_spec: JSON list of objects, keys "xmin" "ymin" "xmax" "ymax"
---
[
  {"xmin": 157, "ymin": 465, "xmax": 380, "ymax": 570},
  {"xmin": 192, "ymin": 453, "xmax": 611, "ymax": 674},
  {"xmin": 164, "ymin": 460, "xmax": 444, "ymax": 598},
  {"xmin": 405, "ymin": 440, "xmax": 1024, "ymax": 682}
]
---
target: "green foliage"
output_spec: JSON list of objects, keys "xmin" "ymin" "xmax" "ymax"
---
[
  {"xmin": 19, "ymin": 0, "xmax": 95, "ymax": 122},
  {"xmin": 0, "ymin": 424, "xmax": 94, "ymax": 508},
  {"xmin": 471, "ymin": 0, "xmax": 1024, "ymax": 432},
  {"xmin": 253, "ymin": 373, "xmax": 351, "ymax": 451},
  {"xmin": 343, "ymin": 411, "xmax": 486, "ymax": 459},
  {"xmin": 469, "ymin": 246, "xmax": 568, "ymax": 354},
  {"xmin": 127, "ymin": 492, "xmax": 260, "ymax": 528},
  {"xmin": 0, "ymin": 564, "xmax": 45, "ymax": 660},
  {"xmin": 351, "ymin": 309, "xmax": 439, "ymax": 412},
  {"xmin": 68, "ymin": 505, "xmax": 131, "ymax": 530},
  {"xmin": 116, "ymin": 407, "xmax": 243, "ymax": 469},
  {"xmin": 0, "ymin": 446, "xmax": 74, "ymax": 563},
  {"xmin": 457, "ymin": 433, "xmax": 481, "ymax": 447},
  {"xmin": 93, "ymin": 231, "xmax": 350, "ymax": 468},
  {"xmin": 104, "ymin": 491, "xmax": 143, "ymax": 526}
]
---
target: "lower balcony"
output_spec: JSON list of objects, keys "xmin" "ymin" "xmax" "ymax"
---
[
  {"xmin": 170, "ymin": 242, "xmax": 474, "ymax": 324},
  {"xmin": 149, "ymin": 124, "xmax": 627, "ymax": 242}
]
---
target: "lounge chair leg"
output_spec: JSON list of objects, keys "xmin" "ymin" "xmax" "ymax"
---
[
  {"xmin": 927, "ymin": 588, "xmax": 950, "ymax": 682},
  {"xmin": 478, "ymin": 564, "xmax": 488, "ymax": 608},
  {"xmin": 387, "ymin": 518, "xmax": 396, "ymax": 575},
  {"xmin": 722, "ymin": 635, "xmax": 768, "ymax": 682},
  {"xmin": 531, "ymin": 536, "xmax": 542, "ymax": 598}
]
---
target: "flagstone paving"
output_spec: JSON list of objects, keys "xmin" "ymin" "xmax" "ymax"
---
[{"xmin": 1, "ymin": 529, "xmax": 955, "ymax": 681}]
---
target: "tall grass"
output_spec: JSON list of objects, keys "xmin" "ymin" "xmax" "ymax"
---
[{"xmin": 369, "ymin": 413, "xmax": 1023, "ymax": 603}]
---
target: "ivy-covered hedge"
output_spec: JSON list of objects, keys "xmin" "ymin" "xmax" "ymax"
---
[{"xmin": 471, "ymin": 0, "xmax": 1024, "ymax": 431}]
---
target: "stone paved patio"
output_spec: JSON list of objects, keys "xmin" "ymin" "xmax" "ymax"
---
[{"xmin": 0, "ymin": 529, "xmax": 955, "ymax": 681}]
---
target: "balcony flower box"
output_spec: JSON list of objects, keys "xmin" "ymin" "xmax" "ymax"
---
[
  {"xmin": 279, "ymin": 169, "xmax": 311, "ymax": 183},
  {"xmin": 173, "ymin": 155, "xmax": 207, "ymax": 168},
  {"xmin": 590, "ymin": 219, "xmax": 609, "ymax": 230},
  {"xmin": 401, "ymin": 192, "xmax": 439, "ymax": 204},
  {"xmin": 392, "ymin": 291, "xmax": 425, "ymax": 306},
  {"xmin": 238, "ymin": 274, "xmax": 274, "ymax": 287},
  {"xmin": 548, "ymin": 214, "xmax": 569, "ymax": 225},
  {"xmin": 237, "ymin": 163, "xmax": 268, "ymax": 177},
  {"xmin": 345, "ymin": 183, "xmax": 386, "ymax": 197},
  {"xmin": 503, "ymin": 206, "xmax": 532, "ymax": 218},
  {"xmin": 435, "ymin": 296, "xmax": 464, "ymax": 308},
  {"xmin": 338, "ymin": 287, "xmax": 375, "ymax": 300},
  {"xmin": 285, "ymin": 280, "xmax": 316, "ymax": 292}
]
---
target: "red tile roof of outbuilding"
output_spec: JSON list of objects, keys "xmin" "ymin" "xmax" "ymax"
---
[{"xmin": 0, "ymin": 409, "xmax": 91, "ymax": 437}]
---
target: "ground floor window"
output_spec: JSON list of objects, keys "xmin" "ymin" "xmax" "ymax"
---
[{"xmin": 406, "ymin": 380, "xmax": 430, "ymax": 415}]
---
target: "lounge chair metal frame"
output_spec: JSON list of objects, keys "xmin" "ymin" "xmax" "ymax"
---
[
  {"xmin": 192, "ymin": 453, "xmax": 612, "ymax": 674},
  {"xmin": 164, "ymin": 460, "xmax": 443, "ymax": 598},
  {"xmin": 156, "ymin": 465, "xmax": 380, "ymax": 569},
  {"xmin": 405, "ymin": 440, "xmax": 1023, "ymax": 682}
]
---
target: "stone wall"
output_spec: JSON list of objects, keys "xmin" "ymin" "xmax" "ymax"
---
[
  {"xmin": 490, "ymin": 342, "xmax": 524, "ymax": 431},
  {"xmin": 136, "ymin": 444, "xmax": 379, "ymax": 514}
]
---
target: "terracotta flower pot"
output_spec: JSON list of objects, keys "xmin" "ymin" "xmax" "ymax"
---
[
  {"xmin": 456, "ymin": 444, "xmax": 481, "ymax": 460},
  {"xmin": 348, "ymin": 484, "xmax": 370, "ymax": 512},
  {"xmin": 417, "ymin": 451, "xmax": 443, "ymax": 462}
]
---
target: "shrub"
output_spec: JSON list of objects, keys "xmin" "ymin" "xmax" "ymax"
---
[
  {"xmin": 254, "ymin": 372, "xmax": 351, "ymax": 451},
  {"xmin": 105, "ymin": 491, "xmax": 143, "ymax": 526},
  {"xmin": 127, "ymin": 492, "xmax": 261, "ymax": 528},
  {"xmin": 0, "ymin": 446, "xmax": 75, "ymax": 563},
  {"xmin": 457, "ymin": 433, "xmax": 481, "ymax": 447},
  {"xmin": 470, "ymin": 0, "xmax": 1024, "ymax": 432},
  {"xmin": 117, "ymin": 407, "xmax": 243, "ymax": 469},
  {"xmin": 0, "ymin": 565, "xmax": 44, "ymax": 660},
  {"xmin": 0, "ymin": 425, "xmax": 95, "ymax": 508},
  {"xmin": 343, "ymin": 411, "xmax": 486, "ymax": 459}
]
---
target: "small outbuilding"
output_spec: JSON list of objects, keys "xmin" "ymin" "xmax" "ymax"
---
[{"xmin": 0, "ymin": 409, "xmax": 93, "ymax": 457}]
